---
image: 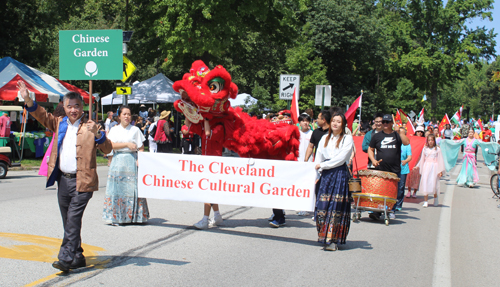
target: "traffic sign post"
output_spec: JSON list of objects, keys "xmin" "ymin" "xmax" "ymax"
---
[
  {"xmin": 122, "ymin": 55, "xmax": 137, "ymax": 83},
  {"xmin": 116, "ymin": 87, "xmax": 132, "ymax": 95},
  {"xmin": 315, "ymin": 85, "xmax": 331, "ymax": 109},
  {"xmin": 279, "ymin": 74, "xmax": 300, "ymax": 101},
  {"xmin": 59, "ymin": 30, "xmax": 123, "ymax": 80}
]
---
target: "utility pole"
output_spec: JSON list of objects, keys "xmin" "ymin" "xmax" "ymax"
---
[{"xmin": 125, "ymin": 0, "xmax": 129, "ymax": 30}]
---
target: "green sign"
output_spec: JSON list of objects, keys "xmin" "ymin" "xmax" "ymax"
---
[{"xmin": 59, "ymin": 30, "xmax": 123, "ymax": 80}]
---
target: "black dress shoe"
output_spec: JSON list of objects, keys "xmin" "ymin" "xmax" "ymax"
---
[
  {"xmin": 70, "ymin": 257, "xmax": 87, "ymax": 269},
  {"xmin": 52, "ymin": 260, "xmax": 71, "ymax": 272}
]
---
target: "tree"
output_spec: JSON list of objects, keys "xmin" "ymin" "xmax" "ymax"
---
[{"xmin": 380, "ymin": 0, "xmax": 497, "ymax": 117}]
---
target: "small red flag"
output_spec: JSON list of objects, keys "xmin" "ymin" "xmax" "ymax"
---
[
  {"xmin": 438, "ymin": 114, "xmax": 451, "ymax": 133},
  {"xmin": 290, "ymin": 88, "xmax": 299, "ymax": 124}
]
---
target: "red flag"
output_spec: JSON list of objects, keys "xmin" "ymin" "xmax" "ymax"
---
[
  {"xmin": 394, "ymin": 110, "xmax": 402, "ymax": 126},
  {"xmin": 345, "ymin": 94, "xmax": 362, "ymax": 130},
  {"xmin": 352, "ymin": 135, "xmax": 426, "ymax": 173},
  {"xmin": 290, "ymin": 87, "xmax": 299, "ymax": 124},
  {"xmin": 478, "ymin": 118, "xmax": 484, "ymax": 131},
  {"xmin": 406, "ymin": 116, "xmax": 415, "ymax": 136},
  {"xmin": 438, "ymin": 114, "xmax": 450, "ymax": 133}
]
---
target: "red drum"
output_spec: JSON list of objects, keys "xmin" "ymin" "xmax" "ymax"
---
[{"xmin": 353, "ymin": 169, "xmax": 400, "ymax": 211}]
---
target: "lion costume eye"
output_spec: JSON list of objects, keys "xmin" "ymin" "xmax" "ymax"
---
[{"xmin": 208, "ymin": 77, "xmax": 225, "ymax": 94}]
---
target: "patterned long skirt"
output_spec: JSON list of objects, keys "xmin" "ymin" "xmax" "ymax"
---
[
  {"xmin": 103, "ymin": 152, "xmax": 150, "ymax": 224},
  {"xmin": 315, "ymin": 164, "xmax": 351, "ymax": 245}
]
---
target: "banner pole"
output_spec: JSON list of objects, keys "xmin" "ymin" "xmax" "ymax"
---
[{"xmin": 359, "ymin": 90, "xmax": 363, "ymax": 122}]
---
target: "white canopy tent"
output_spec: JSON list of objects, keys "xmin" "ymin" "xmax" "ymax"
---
[
  {"xmin": 229, "ymin": 93, "xmax": 258, "ymax": 107},
  {"xmin": 102, "ymin": 73, "xmax": 180, "ymax": 105},
  {"xmin": 100, "ymin": 94, "xmax": 152, "ymax": 106}
]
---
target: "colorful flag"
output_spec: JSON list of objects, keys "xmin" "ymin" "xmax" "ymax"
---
[
  {"xmin": 345, "ymin": 93, "xmax": 362, "ymax": 131},
  {"xmin": 438, "ymin": 114, "xmax": 450, "ymax": 133},
  {"xmin": 418, "ymin": 108, "xmax": 425, "ymax": 123},
  {"xmin": 478, "ymin": 118, "xmax": 484, "ymax": 131},
  {"xmin": 422, "ymin": 94, "xmax": 427, "ymax": 102},
  {"xmin": 290, "ymin": 87, "xmax": 299, "ymax": 124},
  {"xmin": 450, "ymin": 111, "xmax": 460, "ymax": 125}
]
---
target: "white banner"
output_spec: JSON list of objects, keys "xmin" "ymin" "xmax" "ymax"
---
[{"xmin": 138, "ymin": 153, "xmax": 317, "ymax": 211}]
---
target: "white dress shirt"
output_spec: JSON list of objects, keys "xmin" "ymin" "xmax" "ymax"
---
[
  {"xmin": 107, "ymin": 124, "xmax": 145, "ymax": 152},
  {"xmin": 59, "ymin": 117, "xmax": 82, "ymax": 174},
  {"xmin": 315, "ymin": 133, "xmax": 353, "ymax": 176}
]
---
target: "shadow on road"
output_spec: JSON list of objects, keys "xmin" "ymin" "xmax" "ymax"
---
[
  {"xmin": 56, "ymin": 255, "xmax": 189, "ymax": 277},
  {"xmin": 342, "ymin": 240, "xmax": 373, "ymax": 250},
  {"xmin": 1, "ymin": 174, "xmax": 43, "ymax": 180},
  {"xmin": 147, "ymin": 220, "xmax": 321, "ymax": 247}
]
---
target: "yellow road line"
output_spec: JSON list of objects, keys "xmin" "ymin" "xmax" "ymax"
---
[{"xmin": 23, "ymin": 272, "xmax": 61, "ymax": 287}]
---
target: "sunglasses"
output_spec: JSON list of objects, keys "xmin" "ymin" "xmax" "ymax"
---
[{"xmin": 382, "ymin": 120, "xmax": 392, "ymax": 124}]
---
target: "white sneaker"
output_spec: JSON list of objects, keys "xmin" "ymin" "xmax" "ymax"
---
[
  {"xmin": 194, "ymin": 219, "xmax": 209, "ymax": 230},
  {"xmin": 210, "ymin": 214, "xmax": 223, "ymax": 226},
  {"xmin": 412, "ymin": 193, "xmax": 417, "ymax": 198},
  {"xmin": 406, "ymin": 191, "xmax": 411, "ymax": 198},
  {"xmin": 389, "ymin": 213, "xmax": 396, "ymax": 219},
  {"xmin": 423, "ymin": 201, "xmax": 428, "ymax": 208}
]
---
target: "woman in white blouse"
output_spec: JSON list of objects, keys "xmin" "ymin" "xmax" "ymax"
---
[
  {"xmin": 314, "ymin": 113, "xmax": 353, "ymax": 251},
  {"xmin": 103, "ymin": 106, "xmax": 150, "ymax": 225}
]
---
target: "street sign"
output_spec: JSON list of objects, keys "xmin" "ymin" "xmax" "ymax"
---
[
  {"xmin": 315, "ymin": 85, "xmax": 331, "ymax": 107},
  {"xmin": 408, "ymin": 110, "xmax": 416, "ymax": 119},
  {"xmin": 116, "ymin": 86, "xmax": 132, "ymax": 95},
  {"xmin": 59, "ymin": 29, "xmax": 123, "ymax": 80},
  {"xmin": 279, "ymin": 74, "xmax": 300, "ymax": 100},
  {"xmin": 122, "ymin": 55, "xmax": 137, "ymax": 83}
]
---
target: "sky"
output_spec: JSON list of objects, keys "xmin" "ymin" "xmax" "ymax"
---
[{"xmin": 466, "ymin": 2, "xmax": 499, "ymax": 57}]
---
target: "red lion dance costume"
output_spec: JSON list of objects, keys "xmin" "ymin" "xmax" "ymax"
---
[{"xmin": 173, "ymin": 60, "xmax": 300, "ymax": 160}]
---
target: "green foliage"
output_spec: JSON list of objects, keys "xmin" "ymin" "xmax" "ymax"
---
[
  {"xmin": 380, "ymin": 0, "xmax": 496, "ymax": 117},
  {"xmin": 0, "ymin": 0, "xmax": 497, "ymax": 123}
]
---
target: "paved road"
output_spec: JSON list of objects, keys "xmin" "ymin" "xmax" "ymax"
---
[{"xmin": 1, "ymin": 154, "xmax": 499, "ymax": 286}]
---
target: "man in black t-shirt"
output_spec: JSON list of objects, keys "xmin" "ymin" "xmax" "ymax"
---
[
  {"xmin": 304, "ymin": 110, "xmax": 331, "ymax": 162},
  {"xmin": 368, "ymin": 114, "xmax": 410, "ymax": 220}
]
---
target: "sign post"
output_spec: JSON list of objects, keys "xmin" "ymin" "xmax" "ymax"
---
[
  {"xmin": 279, "ymin": 75, "xmax": 300, "ymax": 109},
  {"xmin": 315, "ymin": 85, "xmax": 331, "ymax": 109},
  {"xmin": 89, "ymin": 80, "xmax": 93, "ymax": 120},
  {"xmin": 59, "ymin": 30, "xmax": 123, "ymax": 80},
  {"xmin": 59, "ymin": 29, "xmax": 123, "ymax": 119}
]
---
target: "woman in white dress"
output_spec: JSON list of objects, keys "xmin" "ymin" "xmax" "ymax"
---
[
  {"xmin": 103, "ymin": 105, "xmax": 150, "ymax": 225},
  {"xmin": 414, "ymin": 134, "xmax": 445, "ymax": 207}
]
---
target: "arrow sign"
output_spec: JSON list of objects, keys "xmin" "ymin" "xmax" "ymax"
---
[
  {"xmin": 116, "ymin": 86, "xmax": 132, "ymax": 95},
  {"xmin": 279, "ymin": 74, "xmax": 300, "ymax": 100},
  {"xmin": 283, "ymin": 83, "xmax": 294, "ymax": 91}
]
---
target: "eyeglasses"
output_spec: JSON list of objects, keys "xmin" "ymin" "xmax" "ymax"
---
[
  {"xmin": 374, "ymin": 120, "xmax": 382, "ymax": 124},
  {"xmin": 382, "ymin": 121, "xmax": 392, "ymax": 124}
]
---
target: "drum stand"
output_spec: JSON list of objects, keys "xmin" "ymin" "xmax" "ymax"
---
[{"xmin": 351, "ymin": 193, "xmax": 395, "ymax": 226}]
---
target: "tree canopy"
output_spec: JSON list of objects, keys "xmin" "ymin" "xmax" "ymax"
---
[{"xmin": 0, "ymin": 0, "xmax": 497, "ymax": 121}]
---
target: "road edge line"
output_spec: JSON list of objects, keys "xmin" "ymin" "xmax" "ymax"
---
[{"xmin": 432, "ymin": 166, "xmax": 459, "ymax": 287}]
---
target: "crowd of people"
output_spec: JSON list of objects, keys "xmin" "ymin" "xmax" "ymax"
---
[{"xmin": 17, "ymin": 80, "xmax": 499, "ymax": 271}]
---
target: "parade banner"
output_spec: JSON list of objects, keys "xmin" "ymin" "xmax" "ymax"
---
[{"xmin": 138, "ymin": 153, "xmax": 317, "ymax": 211}]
